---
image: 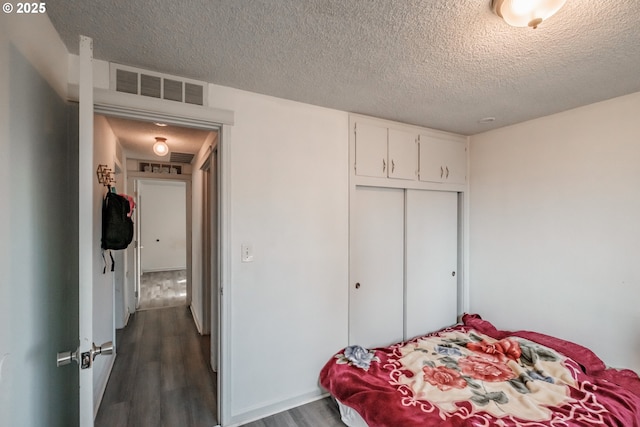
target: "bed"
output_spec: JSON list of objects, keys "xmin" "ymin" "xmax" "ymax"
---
[{"xmin": 320, "ymin": 314, "xmax": 640, "ymax": 427}]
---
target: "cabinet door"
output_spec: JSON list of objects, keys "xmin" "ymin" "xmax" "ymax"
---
[
  {"xmin": 355, "ymin": 122, "xmax": 388, "ymax": 178},
  {"xmin": 441, "ymin": 140, "xmax": 466, "ymax": 184},
  {"xmin": 405, "ymin": 190, "xmax": 458, "ymax": 339},
  {"xmin": 388, "ymin": 129, "xmax": 417, "ymax": 180},
  {"xmin": 418, "ymin": 134, "xmax": 446, "ymax": 183},
  {"xmin": 418, "ymin": 135, "xmax": 466, "ymax": 184},
  {"xmin": 350, "ymin": 186, "xmax": 404, "ymax": 348}
]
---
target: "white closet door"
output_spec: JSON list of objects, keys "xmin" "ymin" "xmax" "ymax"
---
[
  {"xmin": 350, "ymin": 186, "xmax": 404, "ymax": 348},
  {"xmin": 405, "ymin": 190, "xmax": 458, "ymax": 340}
]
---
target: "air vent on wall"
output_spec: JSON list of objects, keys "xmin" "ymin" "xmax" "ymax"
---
[
  {"xmin": 111, "ymin": 64, "xmax": 207, "ymax": 107},
  {"xmin": 170, "ymin": 152, "xmax": 195, "ymax": 164},
  {"xmin": 140, "ymin": 74, "xmax": 161, "ymax": 98},
  {"xmin": 115, "ymin": 69, "xmax": 138, "ymax": 94}
]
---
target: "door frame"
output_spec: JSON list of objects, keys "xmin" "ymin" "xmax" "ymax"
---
[
  {"xmin": 198, "ymin": 144, "xmax": 220, "ymax": 371},
  {"xmin": 75, "ymin": 60, "xmax": 233, "ymax": 425},
  {"xmin": 95, "ymin": 107, "xmax": 229, "ymax": 426},
  {"xmin": 129, "ymin": 176, "xmax": 192, "ymax": 312},
  {"xmin": 200, "ymin": 155, "xmax": 212, "ymax": 335}
]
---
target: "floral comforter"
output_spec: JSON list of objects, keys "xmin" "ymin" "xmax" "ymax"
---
[{"xmin": 319, "ymin": 314, "xmax": 640, "ymax": 427}]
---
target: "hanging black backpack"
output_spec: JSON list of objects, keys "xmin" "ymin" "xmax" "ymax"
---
[{"xmin": 101, "ymin": 191, "xmax": 134, "ymax": 250}]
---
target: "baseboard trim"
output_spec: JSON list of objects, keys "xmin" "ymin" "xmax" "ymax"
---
[
  {"xmin": 225, "ymin": 390, "xmax": 328, "ymax": 427},
  {"xmin": 190, "ymin": 303, "xmax": 203, "ymax": 334}
]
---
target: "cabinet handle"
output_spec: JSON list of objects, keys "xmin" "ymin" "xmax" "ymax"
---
[
  {"xmin": 440, "ymin": 166, "xmax": 444, "ymax": 179},
  {"xmin": 355, "ymin": 282, "xmax": 361, "ymax": 289},
  {"xmin": 445, "ymin": 166, "xmax": 449, "ymax": 179},
  {"xmin": 391, "ymin": 160, "xmax": 395, "ymax": 173},
  {"xmin": 382, "ymin": 159, "xmax": 386, "ymax": 173}
]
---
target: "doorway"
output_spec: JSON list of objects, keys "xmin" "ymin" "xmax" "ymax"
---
[
  {"xmin": 136, "ymin": 179, "xmax": 188, "ymax": 311},
  {"xmin": 93, "ymin": 112, "xmax": 224, "ymax": 425}
]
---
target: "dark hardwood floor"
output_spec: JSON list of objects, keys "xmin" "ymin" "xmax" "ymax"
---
[
  {"xmin": 96, "ymin": 305, "xmax": 217, "ymax": 427},
  {"xmin": 240, "ymin": 397, "xmax": 345, "ymax": 427},
  {"xmin": 96, "ymin": 293, "xmax": 345, "ymax": 426}
]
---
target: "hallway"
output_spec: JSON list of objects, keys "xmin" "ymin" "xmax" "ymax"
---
[{"xmin": 96, "ymin": 306, "xmax": 217, "ymax": 427}]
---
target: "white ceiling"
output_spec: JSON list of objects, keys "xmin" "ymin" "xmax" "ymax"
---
[
  {"xmin": 104, "ymin": 116, "xmax": 214, "ymax": 162},
  {"xmin": 48, "ymin": 0, "xmax": 640, "ymax": 135}
]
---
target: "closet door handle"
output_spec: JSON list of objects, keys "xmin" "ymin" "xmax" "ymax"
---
[
  {"xmin": 382, "ymin": 159, "xmax": 386, "ymax": 173},
  {"xmin": 440, "ymin": 166, "xmax": 444, "ymax": 178},
  {"xmin": 445, "ymin": 166, "xmax": 449, "ymax": 179},
  {"xmin": 391, "ymin": 160, "xmax": 395, "ymax": 173}
]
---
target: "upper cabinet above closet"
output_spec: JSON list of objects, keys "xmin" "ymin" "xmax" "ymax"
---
[
  {"xmin": 351, "ymin": 115, "xmax": 467, "ymax": 191},
  {"xmin": 354, "ymin": 121, "xmax": 418, "ymax": 180},
  {"xmin": 418, "ymin": 133, "xmax": 466, "ymax": 185}
]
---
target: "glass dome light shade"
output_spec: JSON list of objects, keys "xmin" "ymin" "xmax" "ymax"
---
[
  {"xmin": 492, "ymin": 0, "xmax": 567, "ymax": 28},
  {"xmin": 153, "ymin": 137, "xmax": 169, "ymax": 156}
]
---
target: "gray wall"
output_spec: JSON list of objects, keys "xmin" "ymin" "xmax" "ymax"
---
[{"xmin": 0, "ymin": 39, "xmax": 79, "ymax": 426}]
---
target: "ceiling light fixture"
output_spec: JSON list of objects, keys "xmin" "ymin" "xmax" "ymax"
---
[
  {"xmin": 492, "ymin": 0, "xmax": 566, "ymax": 29},
  {"xmin": 153, "ymin": 137, "xmax": 169, "ymax": 156}
]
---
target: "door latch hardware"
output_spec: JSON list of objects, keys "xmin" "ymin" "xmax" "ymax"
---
[
  {"xmin": 57, "ymin": 341, "xmax": 114, "ymax": 370},
  {"xmin": 80, "ymin": 351, "xmax": 92, "ymax": 369}
]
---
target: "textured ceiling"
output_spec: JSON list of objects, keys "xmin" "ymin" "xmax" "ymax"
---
[{"xmin": 48, "ymin": 0, "xmax": 640, "ymax": 135}]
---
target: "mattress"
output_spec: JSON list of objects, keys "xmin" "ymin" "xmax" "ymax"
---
[{"xmin": 335, "ymin": 398, "xmax": 369, "ymax": 427}]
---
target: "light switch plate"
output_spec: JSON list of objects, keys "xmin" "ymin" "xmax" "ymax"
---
[{"xmin": 241, "ymin": 244, "xmax": 254, "ymax": 262}]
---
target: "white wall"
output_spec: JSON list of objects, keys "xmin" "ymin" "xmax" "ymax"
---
[
  {"xmin": 92, "ymin": 115, "xmax": 122, "ymax": 406},
  {"xmin": 0, "ymin": 13, "xmax": 79, "ymax": 427},
  {"xmin": 469, "ymin": 91, "xmax": 640, "ymax": 374},
  {"xmin": 208, "ymin": 84, "xmax": 350, "ymax": 424},
  {"xmin": 139, "ymin": 180, "xmax": 187, "ymax": 272}
]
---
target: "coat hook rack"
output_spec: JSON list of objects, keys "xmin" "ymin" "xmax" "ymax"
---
[{"xmin": 96, "ymin": 164, "xmax": 116, "ymax": 187}]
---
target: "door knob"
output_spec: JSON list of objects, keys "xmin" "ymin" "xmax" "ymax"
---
[
  {"xmin": 57, "ymin": 341, "xmax": 113, "ymax": 369},
  {"xmin": 56, "ymin": 349, "xmax": 79, "ymax": 367},
  {"xmin": 91, "ymin": 341, "xmax": 114, "ymax": 360}
]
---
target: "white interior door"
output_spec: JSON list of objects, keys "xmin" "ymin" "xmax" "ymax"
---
[
  {"xmin": 350, "ymin": 186, "xmax": 404, "ymax": 348},
  {"xmin": 78, "ymin": 35, "xmax": 95, "ymax": 426},
  {"xmin": 405, "ymin": 190, "xmax": 458, "ymax": 339}
]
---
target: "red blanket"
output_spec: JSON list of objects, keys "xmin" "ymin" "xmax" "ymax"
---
[{"xmin": 320, "ymin": 314, "xmax": 640, "ymax": 427}]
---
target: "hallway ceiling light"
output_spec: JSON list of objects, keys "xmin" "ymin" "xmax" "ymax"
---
[
  {"xmin": 492, "ymin": 0, "xmax": 566, "ymax": 29},
  {"xmin": 153, "ymin": 137, "xmax": 169, "ymax": 156}
]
